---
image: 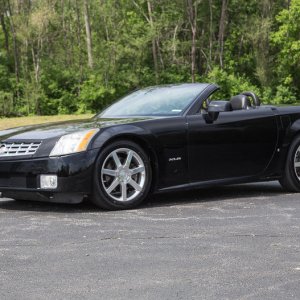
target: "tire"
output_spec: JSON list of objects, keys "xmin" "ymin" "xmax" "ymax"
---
[
  {"xmin": 91, "ymin": 140, "xmax": 152, "ymax": 210},
  {"xmin": 279, "ymin": 135, "xmax": 300, "ymax": 192}
]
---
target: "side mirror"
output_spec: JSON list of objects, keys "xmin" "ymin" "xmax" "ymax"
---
[
  {"xmin": 203, "ymin": 110, "xmax": 219, "ymax": 124},
  {"xmin": 203, "ymin": 101, "xmax": 231, "ymax": 123}
]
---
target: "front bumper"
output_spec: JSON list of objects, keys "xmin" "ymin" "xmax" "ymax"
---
[{"xmin": 0, "ymin": 149, "xmax": 99, "ymax": 203}]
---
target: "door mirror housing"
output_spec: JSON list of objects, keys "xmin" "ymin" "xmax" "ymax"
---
[
  {"xmin": 203, "ymin": 111, "xmax": 219, "ymax": 124},
  {"xmin": 203, "ymin": 100, "xmax": 231, "ymax": 123}
]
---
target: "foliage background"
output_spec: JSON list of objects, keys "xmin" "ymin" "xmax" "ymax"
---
[{"xmin": 0, "ymin": 0, "xmax": 299, "ymax": 116}]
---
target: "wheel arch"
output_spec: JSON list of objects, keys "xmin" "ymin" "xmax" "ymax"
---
[
  {"xmin": 282, "ymin": 120, "xmax": 300, "ymax": 160},
  {"xmin": 276, "ymin": 119, "xmax": 300, "ymax": 177},
  {"xmin": 289, "ymin": 119, "xmax": 300, "ymax": 140},
  {"xmin": 92, "ymin": 130, "xmax": 159, "ymax": 193}
]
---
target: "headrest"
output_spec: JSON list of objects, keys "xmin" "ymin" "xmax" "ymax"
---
[
  {"xmin": 230, "ymin": 95, "xmax": 251, "ymax": 110},
  {"xmin": 209, "ymin": 100, "xmax": 232, "ymax": 112}
]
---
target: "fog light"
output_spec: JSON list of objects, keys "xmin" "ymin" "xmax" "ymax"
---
[{"xmin": 40, "ymin": 175, "xmax": 58, "ymax": 189}]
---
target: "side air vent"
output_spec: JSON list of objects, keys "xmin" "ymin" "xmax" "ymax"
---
[{"xmin": 0, "ymin": 142, "xmax": 41, "ymax": 157}]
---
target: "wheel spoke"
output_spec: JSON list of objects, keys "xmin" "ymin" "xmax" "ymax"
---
[
  {"xmin": 128, "ymin": 178, "xmax": 142, "ymax": 191},
  {"xmin": 125, "ymin": 150, "xmax": 133, "ymax": 168},
  {"xmin": 106, "ymin": 178, "xmax": 119, "ymax": 194},
  {"xmin": 102, "ymin": 169, "xmax": 117, "ymax": 177},
  {"xmin": 112, "ymin": 151, "xmax": 122, "ymax": 168},
  {"xmin": 131, "ymin": 166, "xmax": 145, "ymax": 175},
  {"xmin": 295, "ymin": 161, "xmax": 300, "ymax": 168},
  {"xmin": 121, "ymin": 183, "xmax": 127, "ymax": 201}
]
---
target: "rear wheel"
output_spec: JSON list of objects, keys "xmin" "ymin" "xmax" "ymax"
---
[
  {"xmin": 91, "ymin": 140, "xmax": 152, "ymax": 210},
  {"xmin": 279, "ymin": 135, "xmax": 300, "ymax": 192}
]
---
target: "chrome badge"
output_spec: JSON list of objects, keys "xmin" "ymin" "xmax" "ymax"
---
[
  {"xmin": 0, "ymin": 144, "xmax": 7, "ymax": 154},
  {"xmin": 169, "ymin": 157, "xmax": 182, "ymax": 162}
]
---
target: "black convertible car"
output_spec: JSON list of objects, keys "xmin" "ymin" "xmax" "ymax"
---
[{"xmin": 0, "ymin": 83, "xmax": 300, "ymax": 210}]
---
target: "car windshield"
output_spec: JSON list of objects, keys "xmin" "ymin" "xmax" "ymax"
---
[{"xmin": 98, "ymin": 84, "xmax": 207, "ymax": 117}]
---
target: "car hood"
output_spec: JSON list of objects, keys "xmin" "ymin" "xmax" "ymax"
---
[{"xmin": 0, "ymin": 117, "xmax": 153, "ymax": 141}]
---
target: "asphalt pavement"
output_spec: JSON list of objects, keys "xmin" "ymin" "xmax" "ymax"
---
[{"xmin": 0, "ymin": 181, "xmax": 299, "ymax": 300}]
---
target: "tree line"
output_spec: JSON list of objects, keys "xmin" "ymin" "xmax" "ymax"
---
[{"xmin": 0, "ymin": 0, "xmax": 299, "ymax": 116}]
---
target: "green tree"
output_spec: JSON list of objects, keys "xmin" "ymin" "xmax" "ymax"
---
[
  {"xmin": 0, "ymin": 0, "xmax": 298, "ymax": 117},
  {"xmin": 271, "ymin": 0, "xmax": 300, "ymax": 103}
]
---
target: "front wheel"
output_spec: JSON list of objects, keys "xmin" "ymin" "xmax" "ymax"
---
[
  {"xmin": 91, "ymin": 140, "xmax": 152, "ymax": 210},
  {"xmin": 280, "ymin": 135, "xmax": 300, "ymax": 192}
]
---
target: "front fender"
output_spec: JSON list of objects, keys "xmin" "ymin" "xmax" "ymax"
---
[
  {"xmin": 90, "ymin": 124, "xmax": 157, "ymax": 150},
  {"xmin": 88, "ymin": 124, "xmax": 160, "ymax": 191}
]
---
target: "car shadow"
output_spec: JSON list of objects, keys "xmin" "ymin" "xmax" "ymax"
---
[
  {"xmin": 0, "ymin": 181, "xmax": 285, "ymax": 213},
  {"xmin": 0, "ymin": 197, "xmax": 99, "ymax": 213},
  {"xmin": 143, "ymin": 181, "xmax": 284, "ymax": 209}
]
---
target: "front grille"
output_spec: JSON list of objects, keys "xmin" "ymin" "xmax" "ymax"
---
[{"xmin": 0, "ymin": 142, "xmax": 41, "ymax": 157}]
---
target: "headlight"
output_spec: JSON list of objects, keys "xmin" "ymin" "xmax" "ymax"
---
[{"xmin": 50, "ymin": 129, "xmax": 99, "ymax": 157}]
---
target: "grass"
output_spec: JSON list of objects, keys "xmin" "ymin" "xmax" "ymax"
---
[{"xmin": 0, "ymin": 114, "xmax": 93, "ymax": 130}]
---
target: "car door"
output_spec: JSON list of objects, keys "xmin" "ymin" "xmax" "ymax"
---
[{"xmin": 186, "ymin": 108, "xmax": 278, "ymax": 183}]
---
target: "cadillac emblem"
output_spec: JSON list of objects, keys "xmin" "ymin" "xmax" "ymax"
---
[{"xmin": 0, "ymin": 144, "xmax": 7, "ymax": 154}]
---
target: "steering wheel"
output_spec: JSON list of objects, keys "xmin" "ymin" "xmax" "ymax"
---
[{"xmin": 241, "ymin": 91, "xmax": 261, "ymax": 107}]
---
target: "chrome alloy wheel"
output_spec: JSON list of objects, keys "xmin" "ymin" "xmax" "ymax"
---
[
  {"xmin": 294, "ymin": 145, "xmax": 300, "ymax": 181},
  {"xmin": 101, "ymin": 148, "xmax": 146, "ymax": 202}
]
